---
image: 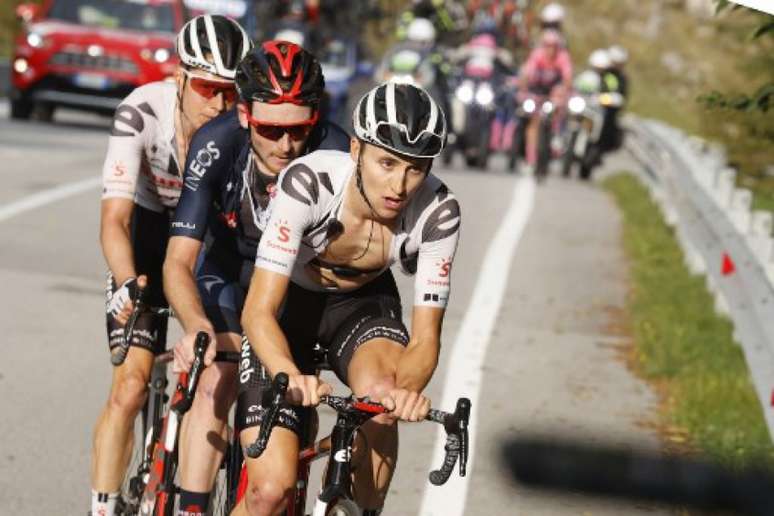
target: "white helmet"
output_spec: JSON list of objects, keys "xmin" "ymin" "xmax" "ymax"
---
[
  {"xmin": 176, "ymin": 14, "xmax": 252, "ymax": 80},
  {"xmin": 588, "ymin": 49, "xmax": 612, "ymax": 70},
  {"xmin": 608, "ymin": 45, "xmax": 629, "ymax": 65},
  {"xmin": 406, "ymin": 18, "xmax": 437, "ymax": 45},
  {"xmin": 540, "ymin": 3, "xmax": 565, "ymax": 24}
]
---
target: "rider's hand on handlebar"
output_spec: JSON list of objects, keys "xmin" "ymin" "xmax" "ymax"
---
[
  {"xmin": 381, "ymin": 388, "xmax": 431, "ymax": 422},
  {"xmin": 109, "ymin": 275, "xmax": 147, "ymax": 326},
  {"xmin": 287, "ymin": 374, "xmax": 332, "ymax": 407},
  {"xmin": 173, "ymin": 327, "xmax": 216, "ymax": 373}
]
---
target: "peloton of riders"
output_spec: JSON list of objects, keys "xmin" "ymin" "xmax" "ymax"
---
[{"xmin": 93, "ymin": 3, "xmax": 633, "ymax": 514}]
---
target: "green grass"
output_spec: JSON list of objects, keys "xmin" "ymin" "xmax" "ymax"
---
[
  {"xmin": 565, "ymin": 0, "xmax": 774, "ymax": 210},
  {"xmin": 604, "ymin": 173, "xmax": 774, "ymax": 468}
]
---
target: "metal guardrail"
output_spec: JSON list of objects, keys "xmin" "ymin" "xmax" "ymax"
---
[{"xmin": 624, "ymin": 115, "xmax": 774, "ymax": 442}]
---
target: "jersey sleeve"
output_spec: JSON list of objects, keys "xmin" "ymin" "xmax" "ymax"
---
[
  {"xmin": 414, "ymin": 191, "xmax": 461, "ymax": 308},
  {"xmin": 101, "ymin": 93, "xmax": 148, "ymax": 202},
  {"xmin": 169, "ymin": 116, "xmax": 234, "ymax": 240},
  {"xmin": 254, "ymin": 162, "xmax": 318, "ymax": 276}
]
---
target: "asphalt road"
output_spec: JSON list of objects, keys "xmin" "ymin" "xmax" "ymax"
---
[{"xmin": 0, "ymin": 103, "xmax": 671, "ymax": 515}]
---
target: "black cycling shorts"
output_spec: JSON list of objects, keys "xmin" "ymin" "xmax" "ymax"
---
[
  {"xmin": 236, "ymin": 271, "xmax": 410, "ymax": 438},
  {"xmin": 105, "ymin": 205, "xmax": 170, "ymax": 355}
]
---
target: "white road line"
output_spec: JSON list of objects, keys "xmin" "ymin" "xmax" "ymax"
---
[
  {"xmin": 0, "ymin": 176, "xmax": 101, "ymax": 223},
  {"xmin": 419, "ymin": 175, "xmax": 536, "ymax": 516}
]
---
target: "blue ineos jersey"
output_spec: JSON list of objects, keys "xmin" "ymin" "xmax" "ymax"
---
[{"xmin": 170, "ymin": 108, "xmax": 350, "ymax": 262}]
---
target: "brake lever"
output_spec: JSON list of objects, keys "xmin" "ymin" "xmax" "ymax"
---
[
  {"xmin": 172, "ymin": 331, "xmax": 210, "ymax": 414},
  {"xmin": 111, "ymin": 284, "xmax": 146, "ymax": 366},
  {"xmin": 426, "ymin": 397, "xmax": 471, "ymax": 485},
  {"xmin": 245, "ymin": 372, "xmax": 289, "ymax": 459}
]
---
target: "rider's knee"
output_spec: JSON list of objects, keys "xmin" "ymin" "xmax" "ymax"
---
[
  {"xmin": 192, "ymin": 366, "xmax": 237, "ymax": 419},
  {"xmin": 244, "ymin": 477, "xmax": 292, "ymax": 515},
  {"xmin": 109, "ymin": 371, "xmax": 148, "ymax": 417}
]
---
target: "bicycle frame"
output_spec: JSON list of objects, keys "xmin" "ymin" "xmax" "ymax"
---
[{"xmin": 233, "ymin": 375, "xmax": 469, "ymax": 516}]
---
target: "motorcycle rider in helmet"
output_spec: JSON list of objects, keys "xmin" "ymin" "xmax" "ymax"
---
[
  {"xmin": 93, "ymin": 15, "xmax": 251, "ymax": 516},
  {"xmin": 163, "ymin": 41, "xmax": 349, "ymax": 514}
]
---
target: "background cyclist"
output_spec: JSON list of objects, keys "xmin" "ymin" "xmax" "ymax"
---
[{"xmin": 92, "ymin": 15, "xmax": 251, "ymax": 516}]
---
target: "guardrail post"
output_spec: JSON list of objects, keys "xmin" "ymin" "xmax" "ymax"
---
[
  {"xmin": 713, "ymin": 168, "xmax": 736, "ymax": 208},
  {"xmin": 748, "ymin": 211, "xmax": 774, "ymax": 268},
  {"xmin": 729, "ymin": 188, "xmax": 752, "ymax": 233}
]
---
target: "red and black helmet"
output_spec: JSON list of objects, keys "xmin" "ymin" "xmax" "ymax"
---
[{"xmin": 235, "ymin": 40, "xmax": 325, "ymax": 107}]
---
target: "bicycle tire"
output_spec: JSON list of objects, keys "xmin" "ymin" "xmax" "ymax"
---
[
  {"xmin": 325, "ymin": 498, "xmax": 360, "ymax": 516},
  {"xmin": 117, "ymin": 369, "xmax": 167, "ymax": 515}
]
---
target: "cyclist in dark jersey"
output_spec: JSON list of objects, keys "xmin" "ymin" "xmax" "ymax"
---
[
  {"xmin": 92, "ymin": 15, "xmax": 251, "ymax": 516},
  {"xmin": 161, "ymin": 41, "xmax": 349, "ymax": 509}
]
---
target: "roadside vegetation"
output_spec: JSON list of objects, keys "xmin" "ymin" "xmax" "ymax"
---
[
  {"xmin": 604, "ymin": 173, "xmax": 774, "ymax": 468},
  {"xmin": 1, "ymin": 0, "xmax": 42, "ymax": 58},
  {"xmin": 565, "ymin": 0, "xmax": 774, "ymax": 210}
]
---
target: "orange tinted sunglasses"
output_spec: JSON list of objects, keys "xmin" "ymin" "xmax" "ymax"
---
[{"xmin": 183, "ymin": 69, "xmax": 238, "ymax": 103}]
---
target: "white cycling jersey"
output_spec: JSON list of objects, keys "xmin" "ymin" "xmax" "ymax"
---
[
  {"xmin": 101, "ymin": 81, "xmax": 182, "ymax": 212},
  {"xmin": 255, "ymin": 150, "xmax": 461, "ymax": 308}
]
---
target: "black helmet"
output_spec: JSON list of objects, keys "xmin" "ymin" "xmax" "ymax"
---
[
  {"xmin": 235, "ymin": 40, "xmax": 324, "ymax": 106},
  {"xmin": 176, "ymin": 14, "xmax": 252, "ymax": 80},
  {"xmin": 353, "ymin": 82, "xmax": 446, "ymax": 158}
]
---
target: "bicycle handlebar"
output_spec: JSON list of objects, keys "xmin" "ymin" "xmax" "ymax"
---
[{"xmin": 244, "ymin": 375, "xmax": 470, "ymax": 485}]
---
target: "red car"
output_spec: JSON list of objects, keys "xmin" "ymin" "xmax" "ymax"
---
[{"xmin": 10, "ymin": 0, "xmax": 188, "ymax": 121}]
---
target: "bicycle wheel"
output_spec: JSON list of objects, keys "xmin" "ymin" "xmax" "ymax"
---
[
  {"xmin": 118, "ymin": 363, "xmax": 168, "ymax": 515},
  {"xmin": 325, "ymin": 498, "xmax": 360, "ymax": 516},
  {"xmin": 209, "ymin": 430, "xmax": 242, "ymax": 516},
  {"xmin": 115, "ymin": 413, "xmax": 151, "ymax": 515}
]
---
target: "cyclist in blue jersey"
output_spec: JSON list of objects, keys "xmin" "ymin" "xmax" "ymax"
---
[{"xmin": 161, "ymin": 41, "xmax": 349, "ymax": 511}]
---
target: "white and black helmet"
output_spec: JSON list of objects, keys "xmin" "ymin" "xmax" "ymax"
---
[
  {"xmin": 353, "ymin": 82, "xmax": 446, "ymax": 159},
  {"xmin": 176, "ymin": 14, "xmax": 252, "ymax": 80}
]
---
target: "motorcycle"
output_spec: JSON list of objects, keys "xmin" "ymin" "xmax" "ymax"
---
[
  {"xmin": 445, "ymin": 58, "xmax": 497, "ymax": 170},
  {"xmin": 513, "ymin": 93, "xmax": 556, "ymax": 181},
  {"xmin": 319, "ymin": 37, "xmax": 373, "ymax": 126},
  {"xmin": 561, "ymin": 91, "xmax": 623, "ymax": 180}
]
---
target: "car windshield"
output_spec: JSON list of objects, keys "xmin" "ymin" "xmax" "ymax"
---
[{"xmin": 48, "ymin": 0, "xmax": 176, "ymax": 33}]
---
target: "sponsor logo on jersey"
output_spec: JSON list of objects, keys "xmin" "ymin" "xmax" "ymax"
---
[
  {"xmin": 280, "ymin": 163, "xmax": 319, "ymax": 205},
  {"xmin": 185, "ymin": 140, "xmax": 221, "ymax": 191},
  {"xmin": 275, "ymin": 219, "xmax": 291, "ymax": 243},
  {"xmin": 437, "ymin": 258, "xmax": 452, "ymax": 278},
  {"xmin": 113, "ymin": 161, "xmax": 127, "ymax": 176},
  {"xmin": 422, "ymin": 198, "xmax": 461, "ymax": 243},
  {"xmin": 171, "ymin": 221, "xmax": 196, "ymax": 230}
]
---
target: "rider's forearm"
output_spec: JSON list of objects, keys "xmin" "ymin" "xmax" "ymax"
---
[
  {"xmin": 100, "ymin": 217, "xmax": 136, "ymax": 285},
  {"xmin": 395, "ymin": 338, "xmax": 440, "ymax": 392},
  {"xmin": 162, "ymin": 257, "xmax": 212, "ymax": 333},
  {"xmin": 243, "ymin": 311, "xmax": 301, "ymax": 377}
]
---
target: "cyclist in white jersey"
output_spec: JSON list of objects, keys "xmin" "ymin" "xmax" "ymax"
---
[
  {"xmin": 92, "ymin": 15, "xmax": 251, "ymax": 516},
  {"xmin": 239, "ymin": 82, "xmax": 459, "ymax": 515}
]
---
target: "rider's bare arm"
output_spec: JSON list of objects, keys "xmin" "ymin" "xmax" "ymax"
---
[
  {"xmin": 241, "ymin": 268, "xmax": 299, "ymax": 376},
  {"xmin": 100, "ymin": 198, "xmax": 137, "ymax": 286},
  {"xmin": 163, "ymin": 236, "xmax": 212, "ymax": 333},
  {"xmin": 396, "ymin": 305, "xmax": 445, "ymax": 392}
]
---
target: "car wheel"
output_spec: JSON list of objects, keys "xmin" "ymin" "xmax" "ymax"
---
[
  {"xmin": 31, "ymin": 102, "xmax": 55, "ymax": 123},
  {"xmin": 10, "ymin": 98, "xmax": 33, "ymax": 120}
]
